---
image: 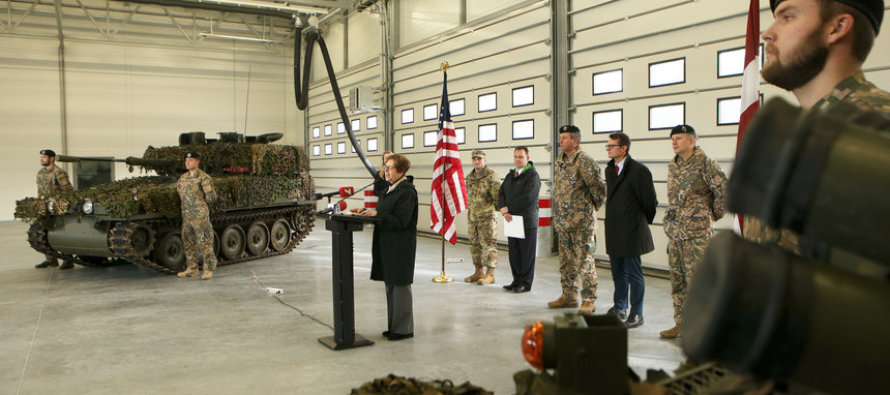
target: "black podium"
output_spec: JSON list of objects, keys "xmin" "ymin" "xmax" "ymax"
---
[{"xmin": 317, "ymin": 213, "xmax": 379, "ymax": 350}]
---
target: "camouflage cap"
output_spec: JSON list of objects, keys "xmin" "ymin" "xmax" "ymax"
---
[
  {"xmin": 559, "ymin": 124, "xmax": 580, "ymax": 134},
  {"xmin": 471, "ymin": 149, "xmax": 486, "ymax": 158},
  {"xmin": 39, "ymin": 149, "xmax": 56, "ymax": 157},
  {"xmin": 670, "ymin": 124, "xmax": 696, "ymax": 137},
  {"xmin": 770, "ymin": 0, "xmax": 884, "ymax": 34},
  {"xmin": 184, "ymin": 151, "xmax": 201, "ymax": 159}
]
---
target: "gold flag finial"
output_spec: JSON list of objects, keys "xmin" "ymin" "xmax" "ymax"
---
[{"xmin": 440, "ymin": 61, "xmax": 449, "ymax": 73}]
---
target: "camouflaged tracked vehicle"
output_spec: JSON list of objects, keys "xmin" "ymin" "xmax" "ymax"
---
[{"xmin": 15, "ymin": 131, "xmax": 316, "ymax": 274}]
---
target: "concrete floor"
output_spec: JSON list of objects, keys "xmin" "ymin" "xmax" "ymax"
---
[{"xmin": 1, "ymin": 219, "xmax": 685, "ymax": 394}]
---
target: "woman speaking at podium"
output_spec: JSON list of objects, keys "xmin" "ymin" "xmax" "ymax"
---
[{"xmin": 353, "ymin": 154, "xmax": 418, "ymax": 341}]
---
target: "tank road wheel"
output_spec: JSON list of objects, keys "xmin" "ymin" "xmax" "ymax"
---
[
  {"xmin": 154, "ymin": 232, "xmax": 186, "ymax": 272},
  {"xmin": 220, "ymin": 224, "xmax": 246, "ymax": 260},
  {"xmin": 246, "ymin": 221, "xmax": 270, "ymax": 256},
  {"xmin": 128, "ymin": 225, "xmax": 155, "ymax": 256},
  {"xmin": 269, "ymin": 219, "xmax": 291, "ymax": 252}
]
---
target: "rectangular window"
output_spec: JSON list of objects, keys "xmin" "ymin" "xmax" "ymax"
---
[
  {"xmin": 717, "ymin": 45, "xmax": 763, "ymax": 78},
  {"xmin": 423, "ymin": 104, "xmax": 438, "ymax": 121},
  {"xmin": 649, "ymin": 103, "xmax": 685, "ymax": 130},
  {"xmin": 450, "ymin": 98, "xmax": 465, "ymax": 116},
  {"xmin": 649, "ymin": 58, "xmax": 686, "ymax": 87},
  {"xmin": 324, "ymin": 143, "xmax": 333, "ymax": 155},
  {"xmin": 324, "ymin": 125, "xmax": 332, "ymax": 136},
  {"xmin": 424, "ymin": 131, "xmax": 438, "ymax": 147},
  {"xmin": 478, "ymin": 92, "xmax": 497, "ymax": 112},
  {"xmin": 337, "ymin": 122, "xmax": 346, "ymax": 134},
  {"xmin": 401, "ymin": 133, "xmax": 415, "ymax": 149},
  {"xmin": 368, "ymin": 138, "xmax": 379, "ymax": 152},
  {"xmin": 593, "ymin": 69, "xmax": 623, "ymax": 95},
  {"xmin": 717, "ymin": 97, "xmax": 742, "ymax": 125},
  {"xmin": 351, "ymin": 119, "xmax": 361, "ymax": 132},
  {"xmin": 75, "ymin": 158, "xmax": 114, "ymax": 189},
  {"xmin": 455, "ymin": 127, "xmax": 466, "ymax": 144},
  {"xmin": 367, "ymin": 115, "xmax": 378, "ymax": 129},
  {"xmin": 512, "ymin": 120, "xmax": 534, "ymax": 140},
  {"xmin": 512, "ymin": 86, "xmax": 534, "ymax": 107},
  {"xmin": 592, "ymin": 109, "xmax": 623, "ymax": 133},
  {"xmin": 401, "ymin": 108, "xmax": 414, "ymax": 124},
  {"xmin": 478, "ymin": 124, "xmax": 497, "ymax": 142},
  {"xmin": 313, "ymin": 145, "xmax": 321, "ymax": 156},
  {"xmin": 337, "ymin": 142, "xmax": 346, "ymax": 154},
  {"xmin": 313, "ymin": 127, "xmax": 320, "ymax": 138}
]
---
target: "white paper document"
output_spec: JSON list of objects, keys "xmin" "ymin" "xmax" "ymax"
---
[{"xmin": 503, "ymin": 215, "xmax": 525, "ymax": 239}]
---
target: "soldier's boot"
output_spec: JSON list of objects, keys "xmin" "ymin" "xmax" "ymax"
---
[
  {"xmin": 177, "ymin": 268, "xmax": 200, "ymax": 278},
  {"xmin": 201, "ymin": 270, "xmax": 213, "ymax": 280},
  {"xmin": 59, "ymin": 260, "xmax": 75, "ymax": 270},
  {"xmin": 476, "ymin": 267, "xmax": 495, "ymax": 285},
  {"xmin": 464, "ymin": 266, "xmax": 484, "ymax": 283},
  {"xmin": 578, "ymin": 301, "xmax": 595, "ymax": 314},
  {"xmin": 547, "ymin": 295, "xmax": 579, "ymax": 309},
  {"xmin": 660, "ymin": 325, "xmax": 681, "ymax": 339},
  {"xmin": 35, "ymin": 260, "xmax": 59, "ymax": 269}
]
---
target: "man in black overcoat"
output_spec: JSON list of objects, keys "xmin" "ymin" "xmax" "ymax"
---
[
  {"xmin": 604, "ymin": 132, "xmax": 657, "ymax": 328},
  {"xmin": 497, "ymin": 146, "xmax": 541, "ymax": 293}
]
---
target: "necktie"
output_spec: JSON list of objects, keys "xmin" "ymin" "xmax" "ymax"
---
[{"xmin": 615, "ymin": 166, "xmax": 619, "ymax": 176}]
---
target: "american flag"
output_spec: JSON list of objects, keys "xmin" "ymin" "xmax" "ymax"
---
[
  {"xmin": 735, "ymin": 0, "xmax": 761, "ymax": 234},
  {"xmin": 430, "ymin": 71, "xmax": 467, "ymax": 244}
]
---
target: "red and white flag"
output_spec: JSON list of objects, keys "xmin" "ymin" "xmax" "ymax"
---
[
  {"xmin": 430, "ymin": 72, "xmax": 467, "ymax": 244},
  {"xmin": 735, "ymin": 0, "xmax": 760, "ymax": 235}
]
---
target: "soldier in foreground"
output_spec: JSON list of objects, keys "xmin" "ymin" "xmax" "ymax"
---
[
  {"xmin": 464, "ymin": 150, "xmax": 501, "ymax": 285},
  {"xmin": 550, "ymin": 125, "xmax": 606, "ymax": 314},
  {"xmin": 176, "ymin": 152, "xmax": 219, "ymax": 280},
  {"xmin": 34, "ymin": 149, "xmax": 74, "ymax": 270},
  {"xmin": 661, "ymin": 124, "xmax": 727, "ymax": 339}
]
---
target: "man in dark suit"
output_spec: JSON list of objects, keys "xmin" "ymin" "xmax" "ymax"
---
[
  {"xmin": 497, "ymin": 146, "xmax": 541, "ymax": 293},
  {"xmin": 604, "ymin": 132, "xmax": 657, "ymax": 328}
]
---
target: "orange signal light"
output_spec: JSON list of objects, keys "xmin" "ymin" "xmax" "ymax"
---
[{"xmin": 522, "ymin": 321, "xmax": 545, "ymax": 370}]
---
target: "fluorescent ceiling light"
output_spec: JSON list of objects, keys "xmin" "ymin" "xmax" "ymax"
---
[
  {"xmin": 194, "ymin": 0, "xmax": 329, "ymax": 15},
  {"xmin": 198, "ymin": 32, "xmax": 281, "ymax": 43}
]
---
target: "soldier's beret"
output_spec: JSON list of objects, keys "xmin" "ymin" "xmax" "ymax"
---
[
  {"xmin": 770, "ymin": 0, "xmax": 883, "ymax": 34},
  {"xmin": 471, "ymin": 149, "xmax": 486, "ymax": 158},
  {"xmin": 670, "ymin": 124, "xmax": 696, "ymax": 137},
  {"xmin": 184, "ymin": 151, "xmax": 201, "ymax": 159},
  {"xmin": 559, "ymin": 124, "xmax": 580, "ymax": 134},
  {"xmin": 40, "ymin": 149, "xmax": 56, "ymax": 157}
]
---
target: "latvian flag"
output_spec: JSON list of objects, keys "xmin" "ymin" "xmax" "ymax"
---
[
  {"xmin": 735, "ymin": 0, "xmax": 760, "ymax": 234},
  {"xmin": 430, "ymin": 71, "xmax": 468, "ymax": 244}
]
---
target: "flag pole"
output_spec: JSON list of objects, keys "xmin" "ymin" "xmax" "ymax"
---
[{"xmin": 433, "ymin": 61, "xmax": 454, "ymax": 284}]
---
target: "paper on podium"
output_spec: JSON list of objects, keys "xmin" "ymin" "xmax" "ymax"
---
[{"xmin": 503, "ymin": 215, "xmax": 525, "ymax": 239}]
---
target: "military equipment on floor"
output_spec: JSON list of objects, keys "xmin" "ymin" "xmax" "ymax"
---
[{"xmin": 15, "ymin": 131, "xmax": 316, "ymax": 274}]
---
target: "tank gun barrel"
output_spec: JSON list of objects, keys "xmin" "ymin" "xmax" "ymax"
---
[{"xmin": 54, "ymin": 155, "xmax": 179, "ymax": 168}]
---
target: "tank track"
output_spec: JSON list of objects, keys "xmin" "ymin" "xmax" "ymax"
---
[
  {"xmin": 109, "ymin": 205, "xmax": 315, "ymax": 274},
  {"xmin": 27, "ymin": 223, "xmax": 127, "ymax": 268}
]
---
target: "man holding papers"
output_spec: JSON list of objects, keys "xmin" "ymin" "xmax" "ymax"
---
[{"xmin": 497, "ymin": 146, "xmax": 541, "ymax": 293}]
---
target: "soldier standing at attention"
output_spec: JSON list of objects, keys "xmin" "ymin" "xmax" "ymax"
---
[
  {"xmin": 35, "ymin": 149, "xmax": 75, "ymax": 270},
  {"xmin": 745, "ymin": 0, "xmax": 890, "ymax": 254},
  {"xmin": 176, "ymin": 152, "xmax": 219, "ymax": 280},
  {"xmin": 549, "ymin": 125, "xmax": 606, "ymax": 314},
  {"xmin": 464, "ymin": 150, "xmax": 502, "ymax": 285},
  {"xmin": 661, "ymin": 124, "xmax": 727, "ymax": 339}
]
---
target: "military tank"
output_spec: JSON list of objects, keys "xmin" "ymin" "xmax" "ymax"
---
[{"xmin": 15, "ymin": 131, "xmax": 316, "ymax": 274}]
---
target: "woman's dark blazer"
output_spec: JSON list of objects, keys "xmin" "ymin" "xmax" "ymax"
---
[{"xmin": 370, "ymin": 176, "xmax": 418, "ymax": 285}]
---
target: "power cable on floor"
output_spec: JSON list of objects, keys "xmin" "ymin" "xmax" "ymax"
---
[{"xmin": 250, "ymin": 271, "xmax": 333, "ymax": 331}]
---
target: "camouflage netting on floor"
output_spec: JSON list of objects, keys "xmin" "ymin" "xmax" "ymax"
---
[
  {"xmin": 351, "ymin": 375, "xmax": 492, "ymax": 395},
  {"xmin": 14, "ymin": 174, "xmax": 313, "ymax": 223},
  {"xmin": 142, "ymin": 144, "xmax": 310, "ymax": 177}
]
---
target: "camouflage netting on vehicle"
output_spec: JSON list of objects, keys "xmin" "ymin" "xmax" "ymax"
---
[
  {"xmin": 14, "ymin": 174, "xmax": 313, "ymax": 223},
  {"xmin": 142, "ymin": 144, "xmax": 309, "ymax": 177},
  {"xmin": 351, "ymin": 375, "xmax": 492, "ymax": 395}
]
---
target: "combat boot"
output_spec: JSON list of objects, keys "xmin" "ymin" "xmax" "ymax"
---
[
  {"xmin": 547, "ymin": 295, "xmax": 579, "ymax": 308},
  {"xmin": 59, "ymin": 260, "xmax": 74, "ymax": 270},
  {"xmin": 201, "ymin": 270, "xmax": 213, "ymax": 280},
  {"xmin": 660, "ymin": 325, "xmax": 681, "ymax": 339},
  {"xmin": 476, "ymin": 267, "xmax": 495, "ymax": 285},
  {"xmin": 578, "ymin": 301, "xmax": 595, "ymax": 314},
  {"xmin": 35, "ymin": 260, "xmax": 59, "ymax": 269},
  {"xmin": 177, "ymin": 268, "xmax": 199, "ymax": 278},
  {"xmin": 464, "ymin": 266, "xmax": 484, "ymax": 283}
]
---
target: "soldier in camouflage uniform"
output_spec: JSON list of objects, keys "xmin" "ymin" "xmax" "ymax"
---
[
  {"xmin": 662, "ymin": 124, "xmax": 727, "ymax": 339},
  {"xmin": 745, "ymin": 0, "xmax": 890, "ymax": 254},
  {"xmin": 550, "ymin": 125, "xmax": 606, "ymax": 314},
  {"xmin": 176, "ymin": 152, "xmax": 219, "ymax": 280},
  {"xmin": 464, "ymin": 150, "xmax": 501, "ymax": 285},
  {"xmin": 34, "ymin": 149, "xmax": 75, "ymax": 270}
]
